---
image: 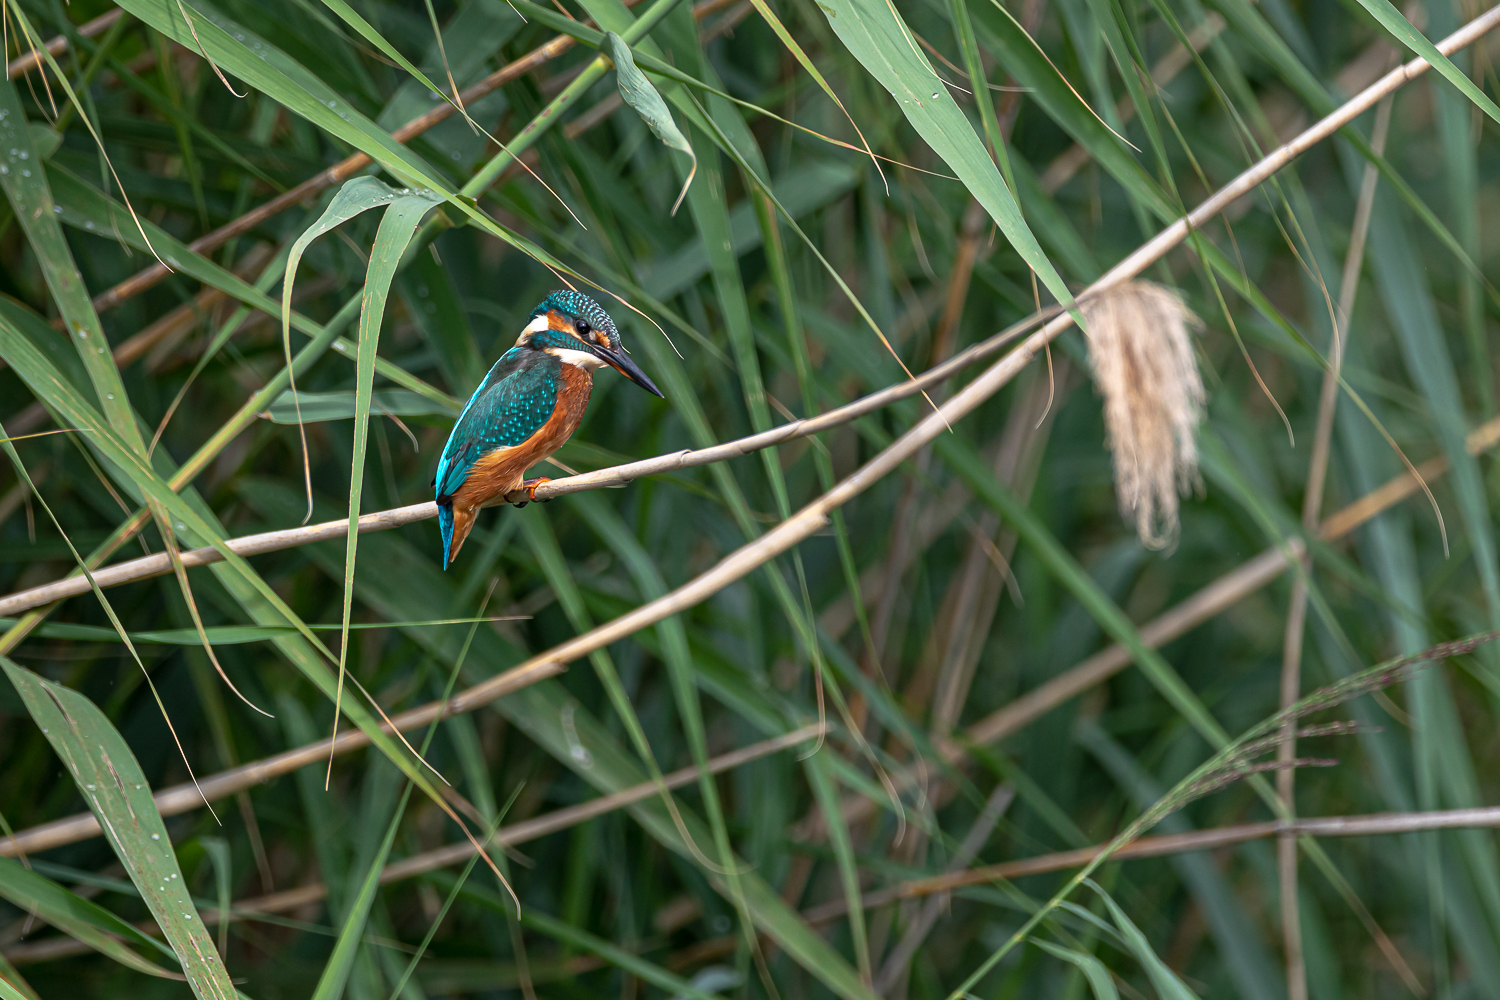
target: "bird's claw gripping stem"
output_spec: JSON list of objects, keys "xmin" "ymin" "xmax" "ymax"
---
[{"xmin": 511, "ymin": 477, "xmax": 552, "ymax": 508}]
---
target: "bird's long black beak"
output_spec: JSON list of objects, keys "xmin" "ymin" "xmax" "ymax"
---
[{"xmin": 597, "ymin": 345, "xmax": 665, "ymax": 398}]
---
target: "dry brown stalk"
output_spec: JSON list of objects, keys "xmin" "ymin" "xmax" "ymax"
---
[
  {"xmin": 929, "ymin": 369, "xmax": 1062, "ymax": 733},
  {"xmin": 11, "ymin": 798, "xmax": 1500, "ymax": 965},
  {"xmin": 802, "ymin": 805, "xmax": 1500, "ymax": 924},
  {"xmin": 873, "ymin": 784, "xmax": 1014, "ymax": 994},
  {"xmin": 856, "ymin": 201, "xmax": 996, "ymax": 734},
  {"xmin": 72, "ymin": 0, "xmax": 737, "ymax": 320},
  {"xmin": 1, "ymin": 725, "xmax": 824, "ymax": 963},
  {"xmin": 3, "ymin": 9, "xmax": 122, "ymax": 79},
  {"xmin": 1275, "ymin": 86, "xmax": 1393, "ymax": 1000}
]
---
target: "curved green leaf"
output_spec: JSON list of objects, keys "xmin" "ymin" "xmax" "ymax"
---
[{"xmin": 607, "ymin": 31, "xmax": 697, "ymax": 212}]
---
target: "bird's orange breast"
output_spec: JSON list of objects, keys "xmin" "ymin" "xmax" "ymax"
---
[{"xmin": 452, "ymin": 363, "xmax": 593, "ymax": 509}]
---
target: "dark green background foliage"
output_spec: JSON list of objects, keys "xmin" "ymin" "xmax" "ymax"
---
[{"xmin": 0, "ymin": 0, "xmax": 1498, "ymax": 996}]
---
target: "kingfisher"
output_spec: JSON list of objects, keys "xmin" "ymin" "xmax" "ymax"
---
[{"xmin": 433, "ymin": 290, "xmax": 663, "ymax": 568}]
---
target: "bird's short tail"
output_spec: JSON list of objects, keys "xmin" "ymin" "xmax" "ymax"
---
[
  {"xmin": 438, "ymin": 502, "xmax": 455, "ymax": 570},
  {"xmin": 437, "ymin": 501, "xmax": 478, "ymax": 569}
]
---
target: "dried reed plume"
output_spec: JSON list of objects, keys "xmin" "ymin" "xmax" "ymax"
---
[{"xmin": 1080, "ymin": 282, "xmax": 1206, "ymax": 548}]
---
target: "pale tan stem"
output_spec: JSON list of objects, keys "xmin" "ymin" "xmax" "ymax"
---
[
  {"xmin": 798, "ymin": 805, "xmax": 1500, "ymax": 924},
  {"xmin": 1276, "ymin": 91, "xmax": 1393, "ymax": 1000},
  {"xmin": 1, "ymin": 725, "xmax": 824, "ymax": 963}
]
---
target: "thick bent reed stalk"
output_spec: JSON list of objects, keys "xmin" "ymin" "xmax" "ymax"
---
[
  {"xmin": 4, "ymin": 411, "xmax": 1491, "ymax": 860},
  {"xmin": 9, "ymin": 4, "xmax": 1491, "ymax": 615},
  {"xmin": 4, "ymin": 7, "xmax": 1498, "ymax": 864},
  {"xmin": 0, "ymin": 306, "xmax": 1061, "ymax": 616}
]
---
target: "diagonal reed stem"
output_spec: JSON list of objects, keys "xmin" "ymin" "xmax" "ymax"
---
[
  {"xmin": 1, "ymin": 724, "xmax": 824, "ymax": 964},
  {"xmin": 5, "ymin": 0, "xmax": 1499, "ymax": 893},
  {"xmin": 3, "ymin": 9, "xmax": 121, "ymax": 79},
  {"xmin": 0, "ymin": 307, "xmax": 1062, "ymax": 617},
  {"xmin": 5, "ymin": 375, "xmax": 1499, "ymax": 863}
]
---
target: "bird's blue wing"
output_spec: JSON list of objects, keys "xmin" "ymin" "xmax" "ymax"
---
[{"xmin": 434, "ymin": 352, "xmax": 560, "ymax": 501}]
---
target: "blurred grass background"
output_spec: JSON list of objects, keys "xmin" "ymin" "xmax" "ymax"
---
[{"xmin": 1, "ymin": 0, "xmax": 1500, "ymax": 997}]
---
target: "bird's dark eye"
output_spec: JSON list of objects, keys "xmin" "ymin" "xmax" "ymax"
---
[{"xmin": 576, "ymin": 320, "xmax": 591, "ymax": 336}]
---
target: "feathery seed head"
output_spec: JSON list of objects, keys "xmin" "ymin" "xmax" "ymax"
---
[{"xmin": 1080, "ymin": 281, "xmax": 1206, "ymax": 549}]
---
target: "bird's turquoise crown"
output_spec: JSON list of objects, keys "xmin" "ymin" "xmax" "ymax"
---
[{"xmin": 531, "ymin": 290, "xmax": 618, "ymax": 344}]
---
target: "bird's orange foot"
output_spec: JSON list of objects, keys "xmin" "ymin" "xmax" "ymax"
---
[{"xmin": 511, "ymin": 477, "xmax": 552, "ymax": 508}]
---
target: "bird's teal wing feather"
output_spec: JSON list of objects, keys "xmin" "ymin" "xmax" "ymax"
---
[{"xmin": 435, "ymin": 351, "xmax": 560, "ymax": 500}]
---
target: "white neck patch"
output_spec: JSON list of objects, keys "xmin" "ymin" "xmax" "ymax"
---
[
  {"xmin": 516, "ymin": 314, "xmax": 550, "ymax": 345},
  {"xmin": 548, "ymin": 347, "xmax": 606, "ymax": 370}
]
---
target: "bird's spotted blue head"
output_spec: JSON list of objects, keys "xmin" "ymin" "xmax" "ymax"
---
[
  {"xmin": 517, "ymin": 291, "xmax": 664, "ymax": 398},
  {"xmin": 532, "ymin": 290, "xmax": 618, "ymax": 345}
]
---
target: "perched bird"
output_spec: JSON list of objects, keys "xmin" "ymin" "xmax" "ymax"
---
[{"xmin": 433, "ymin": 291, "xmax": 664, "ymax": 568}]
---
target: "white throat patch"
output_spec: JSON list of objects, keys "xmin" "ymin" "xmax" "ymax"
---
[{"xmin": 548, "ymin": 347, "xmax": 606, "ymax": 370}]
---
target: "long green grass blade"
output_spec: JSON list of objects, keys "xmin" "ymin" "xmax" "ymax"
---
[
  {"xmin": 0, "ymin": 659, "xmax": 237, "ymax": 999},
  {"xmin": 0, "ymin": 856, "xmax": 178, "ymax": 978},
  {"xmin": 330, "ymin": 190, "xmax": 439, "ymax": 774},
  {"xmin": 817, "ymin": 0, "xmax": 1071, "ymax": 306}
]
